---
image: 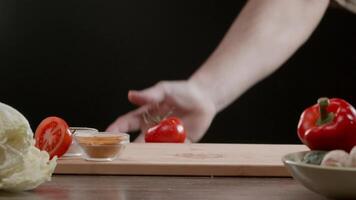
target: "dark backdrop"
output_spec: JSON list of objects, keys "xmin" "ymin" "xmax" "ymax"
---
[{"xmin": 1, "ymin": 1, "xmax": 355, "ymax": 144}]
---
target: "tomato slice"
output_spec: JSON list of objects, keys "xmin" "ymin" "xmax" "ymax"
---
[{"xmin": 35, "ymin": 116, "xmax": 72, "ymax": 159}]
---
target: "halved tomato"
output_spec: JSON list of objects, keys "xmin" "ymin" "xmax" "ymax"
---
[{"xmin": 35, "ymin": 116, "xmax": 72, "ymax": 159}]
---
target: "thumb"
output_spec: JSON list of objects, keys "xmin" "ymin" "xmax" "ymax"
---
[{"xmin": 128, "ymin": 83, "xmax": 166, "ymax": 106}]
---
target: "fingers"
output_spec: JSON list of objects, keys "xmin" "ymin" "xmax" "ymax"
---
[
  {"xmin": 134, "ymin": 133, "xmax": 146, "ymax": 143},
  {"xmin": 106, "ymin": 105, "xmax": 149, "ymax": 133},
  {"xmin": 106, "ymin": 81, "xmax": 172, "ymax": 135},
  {"xmin": 128, "ymin": 82, "xmax": 167, "ymax": 106},
  {"xmin": 108, "ymin": 82, "xmax": 168, "ymax": 133}
]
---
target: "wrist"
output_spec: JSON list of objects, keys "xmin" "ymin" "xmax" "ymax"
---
[{"xmin": 187, "ymin": 77, "xmax": 218, "ymax": 116}]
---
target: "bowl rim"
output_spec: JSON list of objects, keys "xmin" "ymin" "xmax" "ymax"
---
[
  {"xmin": 74, "ymin": 132, "xmax": 130, "ymax": 145},
  {"xmin": 69, "ymin": 127, "xmax": 99, "ymax": 135},
  {"xmin": 74, "ymin": 132, "xmax": 130, "ymax": 138},
  {"xmin": 282, "ymin": 150, "xmax": 356, "ymax": 172}
]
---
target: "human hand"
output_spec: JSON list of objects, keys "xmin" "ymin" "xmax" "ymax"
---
[{"xmin": 106, "ymin": 80, "xmax": 216, "ymax": 142}]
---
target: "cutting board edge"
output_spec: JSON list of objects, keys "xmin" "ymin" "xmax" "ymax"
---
[{"xmin": 54, "ymin": 163, "xmax": 292, "ymax": 177}]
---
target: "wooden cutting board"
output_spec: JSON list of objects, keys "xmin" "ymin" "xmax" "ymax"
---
[{"xmin": 55, "ymin": 143, "xmax": 307, "ymax": 177}]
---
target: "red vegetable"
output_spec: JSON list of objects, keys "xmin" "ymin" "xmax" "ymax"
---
[
  {"xmin": 297, "ymin": 97, "xmax": 356, "ymax": 152},
  {"xmin": 35, "ymin": 116, "xmax": 72, "ymax": 159},
  {"xmin": 145, "ymin": 116, "xmax": 186, "ymax": 143}
]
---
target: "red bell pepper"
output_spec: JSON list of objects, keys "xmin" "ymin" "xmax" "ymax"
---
[{"xmin": 297, "ymin": 97, "xmax": 356, "ymax": 152}]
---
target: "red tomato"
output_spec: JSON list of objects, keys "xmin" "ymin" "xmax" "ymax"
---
[
  {"xmin": 145, "ymin": 116, "xmax": 186, "ymax": 143},
  {"xmin": 35, "ymin": 116, "xmax": 72, "ymax": 159}
]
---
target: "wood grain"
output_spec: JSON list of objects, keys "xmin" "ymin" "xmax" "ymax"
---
[
  {"xmin": 0, "ymin": 176, "xmax": 327, "ymax": 200},
  {"xmin": 55, "ymin": 143, "xmax": 307, "ymax": 176}
]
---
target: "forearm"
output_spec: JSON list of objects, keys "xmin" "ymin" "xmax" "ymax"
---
[{"xmin": 189, "ymin": 0, "xmax": 329, "ymax": 113}]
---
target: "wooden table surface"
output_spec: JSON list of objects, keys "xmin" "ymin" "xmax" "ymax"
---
[{"xmin": 0, "ymin": 175, "xmax": 327, "ymax": 200}]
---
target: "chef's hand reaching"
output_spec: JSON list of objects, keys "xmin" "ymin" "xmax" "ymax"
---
[
  {"xmin": 106, "ymin": 0, "xmax": 329, "ymax": 142},
  {"xmin": 106, "ymin": 80, "xmax": 216, "ymax": 142}
]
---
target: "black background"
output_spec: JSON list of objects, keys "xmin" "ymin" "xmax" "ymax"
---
[{"xmin": 1, "ymin": 1, "xmax": 355, "ymax": 144}]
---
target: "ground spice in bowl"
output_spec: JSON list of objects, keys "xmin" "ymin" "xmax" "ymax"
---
[{"xmin": 75, "ymin": 132, "xmax": 129, "ymax": 161}]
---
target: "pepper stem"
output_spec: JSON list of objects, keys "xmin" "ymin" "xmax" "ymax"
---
[{"xmin": 316, "ymin": 97, "xmax": 334, "ymax": 126}]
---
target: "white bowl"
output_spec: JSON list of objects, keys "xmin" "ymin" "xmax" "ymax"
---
[{"xmin": 282, "ymin": 151, "xmax": 356, "ymax": 199}]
